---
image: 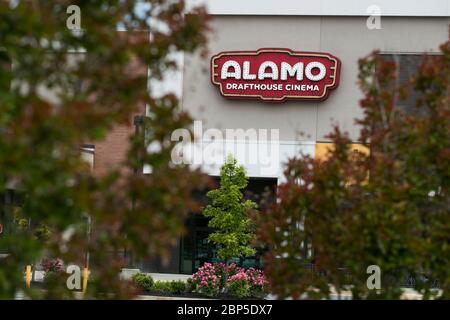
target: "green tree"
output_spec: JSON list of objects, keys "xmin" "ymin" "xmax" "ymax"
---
[
  {"xmin": 0, "ymin": 1, "xmax": 209, "ymax": 299},
  {"xmin": 255, "ymin": 40, "xmax": 450, "ymax": 299},
  {"xmin": 203, "ymin": 155, "xmax": 257, "ymax": 286}
]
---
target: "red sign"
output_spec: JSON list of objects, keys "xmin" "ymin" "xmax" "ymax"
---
[{"xmin": 211, "ymin": 48, "xmax": 341, "ymax": 102}]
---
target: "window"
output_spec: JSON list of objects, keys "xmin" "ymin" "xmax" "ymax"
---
[
  {"xmin": 380, "ymin": 54, "xmax": 424, "ymax": 114},
  {"xmin": 80, "ymin": 144, "xmax": 95, "ymax": 171}
]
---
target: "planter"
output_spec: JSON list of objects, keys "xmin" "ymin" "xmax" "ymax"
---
[{"xmin": 138, "ymin": 290, "xmax": 266, "ymax": 300}]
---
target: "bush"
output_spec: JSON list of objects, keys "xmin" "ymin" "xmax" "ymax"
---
[
  {"xmin": 151, "ymin": 281, "xmax": 172, "ymax": 293},
  {"xmin": 246, "ymin": 268, "xmax": 269, "ymax": 299},
  {"xmin": 43, "ymin": 270, "xmax": 66, "ymax": 284},
  {"xmin": 228, "ymin": 272, "xmax": 250, "ymax": 298},
  {"xmin": 214, "ymin": 262, "xmax": 245, "ymax": 288},
  {"xmin": 186, "ymin": 277, "xmax": 195, "ymax": 292},
  {"xmin": 169, "ymin": 280, "xmax": 187, "ymax": 294},
  {"xmin": 42, "ymin": 271, "xmax": 73, "ymax": 299},
  {"xmin": 190, "ymin": 262, "xmax": 222, "ymax": 297},
  {"xmin": 132, "ymin": 276, "xmax": 187, "ymax": 295},
  {"xmin": 41, "ymin": 258, "xmax": 65, "ymax": 285},
  {"xmin": 189, "ymin": 262, "xmax": 268, "ymax": 298},
  {"xmin": 131, "ymin": 273, "xmax": 154, "ymax": 291},
  {"xmin": 41, "ymin": 258, "xmax": 64, "ymax": 273}
]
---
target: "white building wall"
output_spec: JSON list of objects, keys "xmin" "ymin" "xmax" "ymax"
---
[{"xmin": 188, "ymin": 0, "xmax": 450, "ymax": 17}]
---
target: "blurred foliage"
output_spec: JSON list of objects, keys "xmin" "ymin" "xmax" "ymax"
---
[
  {"xmin": 0, "ymin": 0, "xmax": 210, "ymax": 299},
  {"xmin": 256, "ymin": 40, "xmax": 450, "ymax": 299}
]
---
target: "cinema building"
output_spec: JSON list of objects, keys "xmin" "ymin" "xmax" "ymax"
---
[
  {"xmin": 110, "ymin": 2, "xmax": 450, "ymax": 274},
  {"xmin": 2, "ymin": 1, "xmax": 448, "ymax": 275}
]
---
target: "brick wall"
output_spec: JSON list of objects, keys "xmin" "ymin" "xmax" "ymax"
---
[
  {"xmin": 88, "ymin": 107, "xmax": 146, "ymax": 177},
  {"xmin": 89, "ymin": 31, "xmax": 149, "ymax": 176},
  {"xmin": 91, "ymin": 121, "xmax": 135, "ymax": 176}
]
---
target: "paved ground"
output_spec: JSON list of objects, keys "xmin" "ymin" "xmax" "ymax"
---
[
  {"xmin": 120, "ymin": 269, "xmax": 191, "ymax": 281},
  {"xmin": 136, "ymin": 289, "xmax": 424, "ymax": 300},
  {"xmin": 148, "ymin": 273, "xmax": 191, "ymax": 282},
  {"xmin": 13, "ymin": 289, "xmax": 428, "ymax": 300},
  {"xmin": 135, "ymin": 295, "xmax": 209, "ymax": 300},
  {"xmin": 14, "ymin": 291, "xmax": 26, "ymax": 300}
]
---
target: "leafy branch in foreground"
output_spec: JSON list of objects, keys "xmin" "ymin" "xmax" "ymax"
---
[
  {"xmin": 0, "ymin": 0, "xmax": 209, "ymax": 299},
  {"xmin": 256, "ymin": 39, "xmax": 450, "ymax": 299}
]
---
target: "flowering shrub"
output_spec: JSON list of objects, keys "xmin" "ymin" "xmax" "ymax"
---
[
  {"xmin": 227, "ymin": 263, "xmax": 245, "ymax": 277},
  {"xmin": 40, "ymin": 258, "xmax": 66, "ymax": 291},
  {"xmin": 41, "ymin": 258, "xmax": 64, "ymax": 273},
  {"xmin": 228, "ymin": 272, "xmax": 250, "ymax": 298},
  {"xmin": 190, "ymin": 262, "xmax": 221, "ymax": 297},
  {"xmin": 190, "ymin": 262, "xmax": 268, "ymax": 298},
  {"xmin": 213, "ymin": 262, "xmax": 244, "ymax": 288},
  {"xmin": 246, "ymin": 268, "xmax": 269, "ymax": 298}
]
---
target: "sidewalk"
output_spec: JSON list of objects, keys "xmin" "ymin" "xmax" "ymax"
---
[{"xmin": 120, "ymin": 269, "xmax": 191, "ymax": 282}]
